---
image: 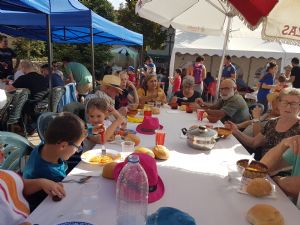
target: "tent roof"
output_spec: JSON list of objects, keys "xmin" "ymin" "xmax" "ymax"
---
[
  {"xmin": 172, "ymin": 18, "xmax": 300, "ymax": 59},
  {"xmin": 0, "ymin": 0, "xmax": 143, "ymax": 45}
]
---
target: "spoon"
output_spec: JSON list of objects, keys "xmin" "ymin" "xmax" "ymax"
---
[
  {"xmin": 246, "ymin": 153, "xmax": 255, "ymax": 168},
  {"xmin": 178, "ymin": 97, "xmax": 188, "ymax": 101}
]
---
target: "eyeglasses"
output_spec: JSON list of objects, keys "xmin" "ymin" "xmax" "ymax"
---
[
  {"xmin": 68, "ymin": 142, "xmax": 81, "ymax": 153},
  {"xmin": 280, "ymin": 101, "xmax": 300, "ymax": 109},
  {"xmin": 220, "ymin": 87, "xmax": 232, "ymax": 91}
]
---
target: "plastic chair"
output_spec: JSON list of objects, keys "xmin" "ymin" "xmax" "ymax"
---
[
  {"xmin": 0, "ymin": 131, "xmax": 33, "ymax": 173},
  {"xmin": 49, "ymin": 86, "xmax": 65, "ymax": 112},
  {"xmin": 7, "ymin": 88, "xmax": 30, "ymax": 136},
  {"xmin": 37, "ymin": 112, "xmax": 58, "ymax": 143}
]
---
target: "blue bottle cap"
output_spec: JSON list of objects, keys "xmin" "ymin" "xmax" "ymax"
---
[{"xmin": 128, "ymin": 155, "xmax": 139, "ymax": 163}]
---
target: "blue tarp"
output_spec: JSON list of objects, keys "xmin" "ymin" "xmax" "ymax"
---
[{"xmin": 0, "ymin": 0, "xmax": 143, "ymax": 45}]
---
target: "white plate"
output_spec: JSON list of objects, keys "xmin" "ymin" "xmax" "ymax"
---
[{"xmin": 81, "ymin": 149, "xmax": 121, "ymax": 165}]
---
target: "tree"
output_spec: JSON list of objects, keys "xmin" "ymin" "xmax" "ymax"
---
[
  {"xmin": 12, "ymin": 38, "xmax": 45, "ymax": 60},
  {"xmin": 80, "ymin": 0, "xmax": 116, "ymax": 21},
  {"xmin": 117, "ymin": 0, "xmax": 167, "ymax": 50}
]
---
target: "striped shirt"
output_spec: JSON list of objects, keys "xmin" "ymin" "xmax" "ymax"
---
[{"xmin": 0, "ymin": 169, "xmax": 30, "ymax": 225}]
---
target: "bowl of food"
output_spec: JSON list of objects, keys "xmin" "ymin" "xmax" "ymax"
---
[
  {"xmin": 236, "ymin": 159, "xmax": 268, "ymax": 179},
  {"xmin": 214, "ymin": 127, "xmax": 232, "ymax": 138}
]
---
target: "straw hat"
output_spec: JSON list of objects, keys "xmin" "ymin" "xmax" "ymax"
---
[{"xmin": 100, "ymin": 74, "xmax": 122, "ymax": 92}]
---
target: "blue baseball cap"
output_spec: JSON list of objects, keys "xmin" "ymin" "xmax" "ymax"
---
[
  {"xmin": 147, "ymin": 207, "xmax": 196, "ymax": 225},
  {"xmin": 148, "ymin": 63, "xmax": 155, "ymax": 68},
  {"xmin": 128, "ymin": 66, "xmax": 135, "ymax": 71}
]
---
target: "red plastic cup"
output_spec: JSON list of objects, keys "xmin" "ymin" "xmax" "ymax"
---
[
  {"xmin": 155, "ymin": 130, "xmax": 166, "ymax": 145},
  {"xmin": 197, "ymin": 109, "xmax": 205, "ymax": 121},
  {"xmin": 185, "ymin": 104, "xmax": 193, "ymax": 113},
  {"xmin": 144, "ymin": 109, "xmax": 152, "ymax": 117}
]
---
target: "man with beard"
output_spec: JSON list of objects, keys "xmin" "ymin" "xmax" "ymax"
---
[{"xmin": 196, "ymin": 79, "xmax": 250, "ymax": 123}]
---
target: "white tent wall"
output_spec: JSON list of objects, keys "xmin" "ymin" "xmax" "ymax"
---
[{"xmin": 173, "ymin": 53, "xmax": 281, "ymax": 87}]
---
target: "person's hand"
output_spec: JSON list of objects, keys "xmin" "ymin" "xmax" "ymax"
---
[
  {"xmin": 118, "ymin": 106, "xmax": 128, "ymax": 117},
  {"xmin": 92, "ymin": 124, "xmax": 105, "ymax": 135},
  {"xmin": 195, "ymin": 98, "xmax": 204, "ymax": 106},
  {"xmin": 127, "ymin": 80, "xmax": 134, "ymax": 89},
  {"xmin": 224, "ymin": 121, "xmax": 239, "ymax": 132},
  {"xmin": 39, "ymin": 179, "xmax": 65, "ymax": 198},
  {"xmin": 281, "ymin": 135, "xmax": 300, "ymax": 155},
  {"xmin": 252, "ymin": 106, "xmax": 262, "ymax": 119}
]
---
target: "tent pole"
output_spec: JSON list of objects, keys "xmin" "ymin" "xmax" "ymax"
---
[
  {"xmin": 90, "ymin": 25, "xmax": 95, "ymax": 91},
  {"xmin": 216, "ymin": 15, "xmax": 232, "ymax": 100},
  {"xmin": 46, "ymin": 14, "xmax": 53, "ymax": 111}
]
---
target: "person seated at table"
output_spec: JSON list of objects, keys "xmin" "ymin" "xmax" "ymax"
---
[
  {"xmin": 85, "ymin": 74, "xmax": 127, "ymax": 116},
  {"xmin": 225, "ymin": 88, "xmax": 300, "ymax": 159},
  {"xmin": 196, "ymin": 79, "xmax": 250, "ymax": 124},
  {"xmin": 261, "ymin": 135, "xmax": 300, "ymax": 200},
  {"xmin": 115, "ymin": 71, "xmax": 139, "ymax": 110},
  {"xmin": 5, "ymin": 60, "xmax": 48, "ymax": 96},
  {"xmin": 84, "ymin": 98, "xmax": 124, "ymax": 151},
  {"xmin": 137, "ymin": 74, "xmax": 167, "ymax": 107},
  {"xmin": 0, "ymin": 169, "xmax": 65, "ymax": 225},
  {"xmin": 170, "ymin": 75, "xmax": 201, "ymax": 105},
  {"xmin": 236, "ymin": 91, "xmax": 280, "ymax": 137},
  {"xmin": 40, "ymin": 63, "xmax": 64, "ymax": 88}
]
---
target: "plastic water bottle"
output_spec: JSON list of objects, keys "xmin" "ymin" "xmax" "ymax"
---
[{"xmin": 116, "ymin": 155, "xmax": 148, "ymax": 225}]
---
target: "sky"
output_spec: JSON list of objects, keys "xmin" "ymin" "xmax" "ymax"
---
[{"xmin": 108, "ymin": 0, "xmax": 125, "ymax": 9}]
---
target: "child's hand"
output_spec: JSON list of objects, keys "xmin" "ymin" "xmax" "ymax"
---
[
  {"xmin": 40, "ymin": 179, "xmax": 65, "ymax": 198},
  {"xmin": 92, "ymin": 124, "xmax": 105, "ymax": 134}
]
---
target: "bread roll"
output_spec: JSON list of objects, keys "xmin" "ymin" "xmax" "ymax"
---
[
  {"xmin": 179, "ymin": 105, "xmax": 186, "ymax": 111},
  {"xmin": 247, "ymin": 204, "xmax": 284, "ymax": 225},
  {"xmin": 102, "ymin": 162, "xmax": 117, "ymax": 179},
  {"xmin": 152, "ymin": 107, "xmax": 160, "ymax": 114},
  {"xmin": 124, "ymin": 133, "xmax": 141, "ymax": 146},
  {"xmin": 152, "ymin": 145, "xmax": 170, "ymax": 160},
  {"xmin": 134, "ymin": 146, "xmax": 155, "ymax": 158},
  {"xmin": 246, "ymin": 178, "xmax": 272, "ymax": 197}
]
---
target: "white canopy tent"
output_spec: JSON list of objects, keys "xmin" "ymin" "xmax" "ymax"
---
[{"xmin": 170, "ymin": 18, "xmax": 300, "ymax": 83}]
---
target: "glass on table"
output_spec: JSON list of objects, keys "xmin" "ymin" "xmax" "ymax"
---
[
  {"xmin": 155, "ymin": 130, "xmax": 166, "ymax": 145},
  {"xmin": 155, "ymin": 101, "xmax": 162, "ymax": 108},
  {"xmin": 196, "ymin": 109, "xmax": 205, "ymax": 121},
  {"xmin": 121, "ymin": 141, "xmax": 135, "ymax": 153},
  {"xmin": 185, "ymin": 103, "xmax": 193, "ymax": 113},
  {"xmin": 143, "ymin": 105, "xmax": 152, "ymax": 117}
]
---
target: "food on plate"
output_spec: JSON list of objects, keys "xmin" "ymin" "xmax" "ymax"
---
[
  {"xmin": 102, "ymin": 162, "xmax": 117, "ymax": 179},
  {"xmin": 178, "ymin": 105, "xmax": 186, "ymax": 111},
  {"xmin": 152, "ymin": 107, "xmax": 160, "ymax": 114},
  {"xmin": 214, "ymin": 127, "xmax": 232, "ymax": 138},
  {"xmin": 152, "ymin": 145, "xmax": 170, "ymax": 160},
  {"xmin": 89, "ymin": 154, "xmax": 114, "ymax": 164},
  {"xmin": 124, "ymin": 133, "xmax": 141, "ymax": 146},
  {"xmin": 134, "ymin": 146, "xmax": 155, "ymax": 158},
  {"xmin": 52, "ymin": 195, "xmax": 62, "ymax": 202},
  {"xmin": 127, "ymin": 109, "xmax": 138, "ymax": 117},
  {"xmin": 246, "ymin": 204, "xmax": 284, "ymax": 225},
  {"xmin": 236, "ymin": 159, "xmax": 268, "ymax": 179},
  {"xmin": 246, "ymin": 178, "xmax": 272, "ymax": 197}
]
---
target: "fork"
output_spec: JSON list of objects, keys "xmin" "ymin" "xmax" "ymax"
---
[{"xmin": 62, "ymin": 176, "xmax": 92, "ymax": 184}]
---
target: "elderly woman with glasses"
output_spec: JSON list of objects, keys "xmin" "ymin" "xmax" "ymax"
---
[
  {"xmin": 226, "ymin": 88, "xmax": 300, "ymax": 159},
  {"xmin": 170, "ymin": 75, "xmax": 201, "ymax": 105},
  {"xmin": 137, "ymin": 74, "xmax": 167, "ymax": 106}
]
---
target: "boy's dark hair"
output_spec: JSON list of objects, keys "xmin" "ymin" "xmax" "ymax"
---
[
  {"xmin": 175, "ymin": 68, "xmax": 182, "ymax": 75},
  {"xmin": 195, "ymin": 56, "xmax": 204, "ymax": 62},
  {"xmin": 62, "ymin": 57, "xmax": 72, "ymax": 63},
  {"xmin": 45, "ymin": 112, "xmax": 85, "ymax": 144},
  {"xmin": 291, "ymin": 57, "xmax": 299, "ymax": 65},
  {"xmin": 225, "ymin": 55, "xmax": 231, "ymax": 61},
  {"xmin": 41, "ymin": 64, "xmax": 49, "ymax": 69},
  {"xmin": 278, "ymin": 75, "xmax": 287, "ymax": 83},
  {"xmin": 86, "ymin": 98, "xmax": 108, "ymax": 113}
]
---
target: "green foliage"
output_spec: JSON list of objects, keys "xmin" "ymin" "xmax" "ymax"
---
[
  {"xmin": 79, "ymin": 0, "xmax": 116, "ymax": 21},
  {"xmin": 117, "ymin": 0, "xmax": 167, "ymax": 50},
  {"xmin": 12, "ymin": 38, "xmax": 46, "ymax": 60}
]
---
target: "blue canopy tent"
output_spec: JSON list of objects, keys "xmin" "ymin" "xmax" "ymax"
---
[{"xmin": 0, "ymin": 0, "xmax": 143, "ymax": 89}]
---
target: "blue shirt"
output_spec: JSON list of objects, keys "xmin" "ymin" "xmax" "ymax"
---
[
  {"xmin": 23, "ymin": 145, "xmax": 67, "ymax": 182},
  {"xmin": 257, "ymin": 73, "xmax": 274, "ymax": 102},
  {"xmin": 222, "ymin": 64, "xmax": 236, "ymax": 78},
  {"xmin": 46, "ymin": 73, "xmax": 64, "ymax": 87}
]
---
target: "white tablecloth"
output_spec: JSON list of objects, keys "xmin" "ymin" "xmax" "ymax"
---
[{"xmin": 28, "ymin": 108, "xmax": 300, "ymax": 225}]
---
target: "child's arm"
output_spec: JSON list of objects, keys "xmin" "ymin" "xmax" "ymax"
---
[{"xmin": 23, "ymin": 178, "xmax": 65, "ymax": 198}]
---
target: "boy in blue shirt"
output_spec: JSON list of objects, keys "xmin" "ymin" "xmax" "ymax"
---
[{"xmin": 23, "ymin": 112, "xmax": 86, "ymax": 182}]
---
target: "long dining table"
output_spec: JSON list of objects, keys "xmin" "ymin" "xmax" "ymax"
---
[{"xmin": 27, "ymin": 107, "xmax": 300, "ymax": 225}]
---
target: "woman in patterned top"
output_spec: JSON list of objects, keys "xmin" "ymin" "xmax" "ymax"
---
[{"xmin": 226, "ymin": 88, "xmax": 300, "ymax": 159}]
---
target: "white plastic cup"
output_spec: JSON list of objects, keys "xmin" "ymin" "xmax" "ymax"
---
[{"xmin": 121, "ymin": 141, "xmax": 135, "ymax": 153}]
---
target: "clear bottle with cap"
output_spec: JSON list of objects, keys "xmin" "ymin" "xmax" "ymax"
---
[{"xmin": 116, "ymin": 155, "xmax": 148, "ymax": 225}]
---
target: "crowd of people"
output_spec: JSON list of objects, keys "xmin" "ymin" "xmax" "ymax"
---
[{"xmin": 1, "ymin": 33, "xmax": 300, "ymax": 224}]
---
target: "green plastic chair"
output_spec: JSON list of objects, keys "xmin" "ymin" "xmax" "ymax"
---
[
  {"xmin": 49, "ymin": 86, "xmax": 65, "ymax": 112},
  {"xmin": 37, "ymin": 112, "xmax": 58, "ymax": 143},
  {"xmin": 0, "ymin": 131, "xmax": 33, "ymax": 173}
]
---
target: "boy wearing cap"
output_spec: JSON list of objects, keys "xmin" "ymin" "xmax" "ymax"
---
[{"xmin": 127, "ymin": 66, "xmax": 136, "ymax": 84}]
